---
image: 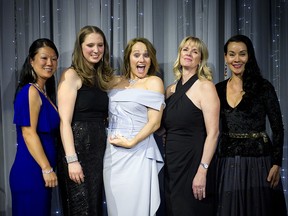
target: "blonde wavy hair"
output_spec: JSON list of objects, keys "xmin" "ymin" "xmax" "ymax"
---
[
  {"xmin": 71, "ymin": 25, "xmax": 114, "ymax": 90},
  {"xmin": 173, "ymin": 36, "xmax": 212, "ymax": 81}
]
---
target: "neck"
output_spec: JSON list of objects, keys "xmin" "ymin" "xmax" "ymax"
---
[
  {"xmin": 181, "ymin": 71, "xmax": 196, "ymax": 84},
  {"xmin": 228, "ymin": 76, "xmax": 244, "ymax": 92},
  {"xmin": 34, "ymin": 82, "xmax": 47, "ymax": 95}
]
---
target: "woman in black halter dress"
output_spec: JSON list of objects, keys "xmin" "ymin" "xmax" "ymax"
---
[{"xmin": 163, "ymin": 36, "xmax": 220, "ymax": 216}]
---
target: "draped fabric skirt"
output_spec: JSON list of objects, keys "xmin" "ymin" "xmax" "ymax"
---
[{"xmin": 216, "ymin": 156, "xmax": 287, "ymax": 216}]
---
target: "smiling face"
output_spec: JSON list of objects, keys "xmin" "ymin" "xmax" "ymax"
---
[
  {"xmin": 179, "ymin": 40, "xmax": 201, "ymax": 71},
  {"xmin": 225, "ymin": 41, "xmax": 248, "ymax": 76},
  {"xmin": 30, "ymin": 46, "xmax": 58, "ymax": 80},
  {"xmin": 129, "ymin": 42, "xmax": 151, "ymax": 79},
  {"xmin": 81, "ymin": 32, "xmax": 104, "ymax": 65}
]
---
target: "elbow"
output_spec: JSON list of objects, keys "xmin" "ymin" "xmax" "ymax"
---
[
  {"xmin": 207, "ymin": 129, "xmax": 220, "ymax": 143},
  {"xmin": 152, "ymin": 121, "xmax": 161, "ymax": 133}
]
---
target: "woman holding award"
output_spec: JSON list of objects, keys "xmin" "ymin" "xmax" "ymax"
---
[{"xmin": 103, "ymin": 37, "xmax": 165, "ymax": 216}]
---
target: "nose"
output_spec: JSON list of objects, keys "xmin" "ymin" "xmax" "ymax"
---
[
  {"xmin": 94, "ymin": 47, "xmax": 99, "ymax": 53},
  {"xmin": 139, "ymin": 54, "xmax": 145, "ymax": 62},
  {"xmin": 46, "ymin": 57, "xmax": 52, "ymax": 65},
  {"xmin": 234, "ymin": 54, "xmax": 240, "ymax": 62}
]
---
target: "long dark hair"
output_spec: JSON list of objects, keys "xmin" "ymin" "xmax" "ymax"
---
[
  {"xmin": 15, "ymin": 38, "xmax": 59, "ymax": 103},
  {"xmin": 224, "ymin": 34, "xmax": 263, "ymax": 95}
]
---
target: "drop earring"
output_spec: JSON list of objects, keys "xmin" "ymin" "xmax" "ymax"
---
[
  {"xmin": 224, "ymin": 63, "xmax": 228, "ymax": 80},
  {"xmin": 31, "ymin": 69, "xmax": 37, "ymax": 81}
]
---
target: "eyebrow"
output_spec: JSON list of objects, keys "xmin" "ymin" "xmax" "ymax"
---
[
  {"xmin": 132, "ymin": 50, "xmax": 148, "ymax": 53},
  {"xmin": 227, "ymin": 50, "xmax": 247, "ymax": 53}
]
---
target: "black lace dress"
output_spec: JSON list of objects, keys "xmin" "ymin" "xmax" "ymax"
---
[
  {"xmin": 216, "ymin": 79, "xmax": 287, "ymax": 216},
  {"xmin": 58, "ymin": 84, "xmax": 108, "ymax": 216}
]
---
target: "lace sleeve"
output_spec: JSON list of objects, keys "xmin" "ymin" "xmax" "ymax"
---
[{"xmin": 263, "ymin": 80, "xmax": 284, "ymax": 166}]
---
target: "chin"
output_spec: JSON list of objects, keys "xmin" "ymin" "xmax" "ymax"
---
[{"xmin": 90, "ymin": 59, "xmax": 101, "ymax": 64}]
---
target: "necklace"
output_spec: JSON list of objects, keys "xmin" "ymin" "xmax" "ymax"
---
[
  {"xmin": 34, "ymin": 83, "xmax": 47, "ymax": 96},
  {"xmin": 128, "ymin": 79, "xmax": 138, "ymax": 85}
]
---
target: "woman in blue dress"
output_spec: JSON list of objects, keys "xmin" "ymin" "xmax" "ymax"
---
[{"xmin": 9, "ymin": 38, "xmax": 60, "ymax": 216}]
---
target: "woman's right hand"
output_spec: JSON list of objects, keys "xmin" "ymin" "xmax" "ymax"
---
[{"xmin": 68, "ymin": 161, "xmax": 85, "ymax": 184}]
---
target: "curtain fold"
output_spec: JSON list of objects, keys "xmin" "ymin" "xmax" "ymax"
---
[{"xmin": 0, "ymin": 0, "xmax": 287, "ymax": 215}]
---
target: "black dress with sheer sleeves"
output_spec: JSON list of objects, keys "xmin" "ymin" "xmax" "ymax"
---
[{"xmin": 215, "ymin": 78, "xmax": 287, "ymax": 216}]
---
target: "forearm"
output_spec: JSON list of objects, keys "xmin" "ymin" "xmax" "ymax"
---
[
  {"xmin": 129, "ymin": 120, "xmax": 161, "ymax": 147},
  {"xmin": 60, "ymin": 121, "xmax": 77, "ymax": 156},
  {"xmin": 23, "ymin": 132, "xmax": 51, "ymax": 170},
  {"xmin": 199, "ymin": 131, "xmax": 219, "ymax": 168}
]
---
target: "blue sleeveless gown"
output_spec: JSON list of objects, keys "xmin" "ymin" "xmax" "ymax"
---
[{"xmin": 10, "ymin": 84, "xmax": 60, "ymax": 216}]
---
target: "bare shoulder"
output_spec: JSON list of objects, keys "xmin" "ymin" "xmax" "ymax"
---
[
  {"xmin": 110, "ymin": 75, "xmax": 124, "ymax": 88},
  {"xmin": 58, "ymin": 68, "xmax": 81, "ymax": 89},
  {"xmin": 197, "ymin": 79, "xmax": 219, "ymax": 105},
  {"xmin": 198, "ymin": 78, "xmax": 217, "ymax": 92},
  {"xmin": 165, "ymin": 83, "xmax": 176, "ymax": 99},
  {"xmin": 60, "ymin": 68, "xmax": 79, "ymax": 81},
  {"xmin": 146, "ymin": 76, "xmax": 164, "ymax": 93},
  {"xmin": 29, "ymin": 84, "xmax": 40, "ymax": 97},
  {"xmin": 28, "ymin": 84, "xmax": 41, "ymax": 105},
  {"xmin": 146, "ymin": 75, "xmax": 163, "ymax": 85}
]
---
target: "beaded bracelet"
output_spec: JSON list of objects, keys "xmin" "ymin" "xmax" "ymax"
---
[
  {"xmin": 42, "ymin": 168, "xmax": 53, "ymax": 174},
  {"xmin": 65, "ymin": 154, "xmax": 78, "ymax": 164}
]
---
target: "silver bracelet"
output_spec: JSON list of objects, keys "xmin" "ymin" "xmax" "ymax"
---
[
  {"xmin": 42, "ymin": 168, "xmax": 53, "ymax": 174},
  {"xmin": 65, "ymin": 154, "xmax": 78, "ymax": 164}
]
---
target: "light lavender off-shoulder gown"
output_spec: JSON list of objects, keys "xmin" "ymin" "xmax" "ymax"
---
[{"xmin": 103, "ymin": 88, "xmax": 164, "ymax": 216}]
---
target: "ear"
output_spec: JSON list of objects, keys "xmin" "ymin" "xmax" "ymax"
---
[
  {"xmin": 224, "ymin": 54, "xmax": 227, "ymax": 63},
  {"xmin": 30, "ymin": 57, "xmax": 34, "ymax": 67}
]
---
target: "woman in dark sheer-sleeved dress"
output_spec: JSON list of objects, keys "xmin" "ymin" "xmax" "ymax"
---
[{"xmin": 215, "ymin": 34, "xmax": 287, "ymax": 216}]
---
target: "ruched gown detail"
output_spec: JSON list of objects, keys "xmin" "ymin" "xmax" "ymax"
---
[
  {"xmin": 10, "ymin": 84, "xmax": 60, "ymax": 216},
  {"xmin": 103, "ymin": 88, "xmax": 164, "ymax": 216}
]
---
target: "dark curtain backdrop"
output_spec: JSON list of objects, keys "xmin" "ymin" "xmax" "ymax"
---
[{"xmin": 0, "ymin": 0, "xmax": 287, "ymax": 215}]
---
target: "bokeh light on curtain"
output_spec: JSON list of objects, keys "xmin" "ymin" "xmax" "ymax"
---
[{"xmin": 0, "ymin": 0, "xmax": 287, "ymax": 215}]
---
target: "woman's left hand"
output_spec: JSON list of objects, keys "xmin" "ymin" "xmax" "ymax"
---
[
  {"xmin": 192, "ymin": 171, "xmax": 207, "ymax": 200},
  {"xmin": 109, "ymin": 135, "xmax": 133, "ymax": 148},
  {"xmin": 267, "ymin": 165, "xmax": 281, "ymax": 188}
]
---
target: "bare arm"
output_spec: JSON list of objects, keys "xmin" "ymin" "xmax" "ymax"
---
[
  {"xmin": 192, "ymin": 80, "xmax": 220, "ymax": 200},
  {"xmin": 57, "ymin": 68, "xmax": 84, "ymax": 184},
  {"xmin": 165, "ymin": 83, "xmax": 176, "ymax": 99},
  {"xmin": 109, "ymin": 76, "xmax": 165, "ymax": 148},
  {"xmin": 22, "ymin": 86, "xmax": 57, "ymax": 187}
]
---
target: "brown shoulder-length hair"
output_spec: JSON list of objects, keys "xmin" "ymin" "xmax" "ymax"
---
[
  {"xmin": 173, "ymin": 36, "xmax": 212, "ymax": 81},
  {"xmin": 122, "ymin": 37, "xmax": 159, "ymax": 79},
  {"xmin": 71, "ymin": 25, "xmax": 114, "ymax": 90}
]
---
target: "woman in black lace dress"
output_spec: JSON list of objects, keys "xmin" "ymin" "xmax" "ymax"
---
[
  {"xmin": 216, "ymin": 34, "xmax": 287, "ymax": 216},
  {"xmin": 57, "ymin": 26, "xmax": 114, "ymax": 215}
]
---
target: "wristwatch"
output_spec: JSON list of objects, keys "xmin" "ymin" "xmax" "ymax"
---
[{"xmin": 200, "ymin": 162, "xmax": 209, "ymax": 169}]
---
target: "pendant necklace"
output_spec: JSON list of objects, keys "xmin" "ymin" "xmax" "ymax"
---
[
  {"xmin": 128, "ymin": 79, "xmax": 138, "ymax": 85},
  {"xmin": 34, "ymin": 82, "xmax": 47, "ymax": 96},
  {"xmin": 129, "ymin": 76, "xmax": 141, "ymax": 85}
]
